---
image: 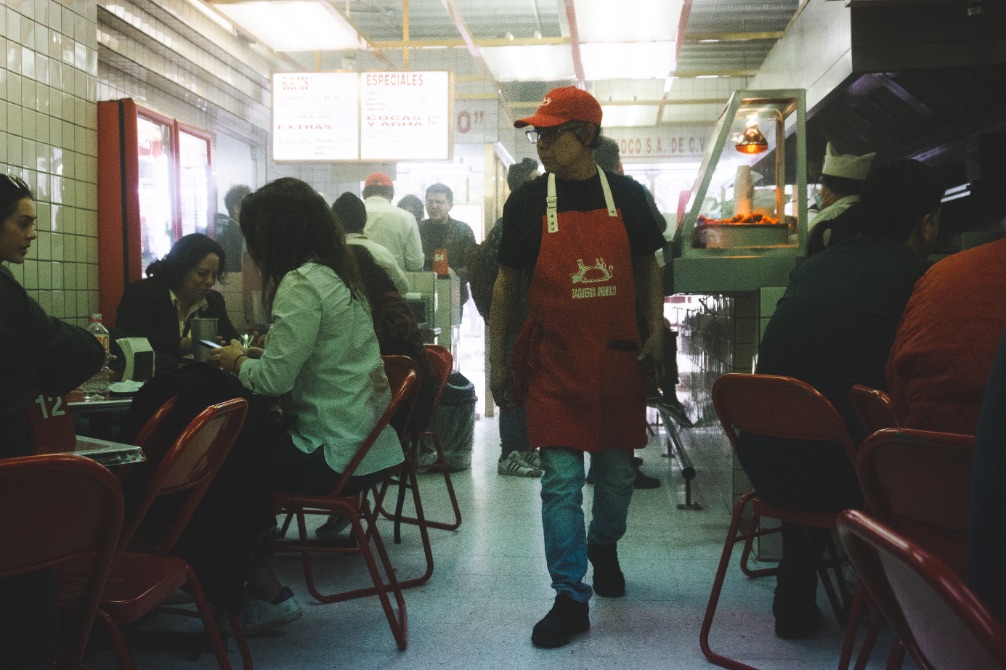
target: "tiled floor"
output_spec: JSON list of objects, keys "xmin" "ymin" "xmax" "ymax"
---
[{"xmin": 85, "ymin": 386, "xmax": 908, "ymax": 669}]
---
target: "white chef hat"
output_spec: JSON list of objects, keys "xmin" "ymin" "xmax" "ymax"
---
[{"xmin": 822, "ymin": 142, "xmax": 876, "ymax": 181}]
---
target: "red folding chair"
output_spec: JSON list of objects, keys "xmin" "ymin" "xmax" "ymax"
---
[
  {"xmin": 270, "ymin": 356, "xmax": 418, "ymax": 650},
  {"xmin": 0, "ymin": 454, "xmax": 124, "ymax": 670},
  {"xmin": 849, "ymin": 384, "xmax": 898, "ymax": 436},
  {"xmin": 58, "ymin": 397, "xmax": 249, "ymax": 670},
  {"xmin": 839, "ymin": 428, "xmax": 974, "ymax": 670},
  {"xmin": 379, "ymin": 343, "xmax": 462, "ymax": 531},
  {"xmin": 701, "ymin": 373, "xmax": 857, "ymax": 670},
  {"xmin": 370, "ymin": 344, "xmax": 460, "ymax": 589},
  {"xmin": 838, "ymin": 509, "xmax": 1006, "ymax": 670}
]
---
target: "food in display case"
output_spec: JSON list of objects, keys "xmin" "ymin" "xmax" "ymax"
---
[{"xmin": 681, "ymin": 91, "xmax": 807, "ymax": 252}]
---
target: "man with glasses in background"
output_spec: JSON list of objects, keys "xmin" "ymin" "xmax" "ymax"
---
[
  {"xmin": 418, "ymin": 183, "xmax": 476, "ymax": 313},
  {"xmin": 489, "ymin": 87, "xmax": 665, "ymax": 648}
]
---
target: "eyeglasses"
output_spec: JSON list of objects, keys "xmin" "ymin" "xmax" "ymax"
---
[
  {"xmin": 525, "ymin": 123, "xmax": 586, "ymax": 146},
  {"xmin": 1, "ymin": 174, "xmax": 31, "ymax": 195}
]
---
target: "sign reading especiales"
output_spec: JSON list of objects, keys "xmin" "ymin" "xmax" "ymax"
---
[{"xmin": 272, "ymin": 71, "xmax": 452, "ymax": 162}]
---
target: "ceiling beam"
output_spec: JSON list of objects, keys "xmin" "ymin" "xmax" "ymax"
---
[
  {"xmin": 658, "ymin": 0, "xmax": 693, "ymax": 124},
  {"xmin": 683, "ymin": 31, "xmax": 785, "ymax": 43},
  {"xmin": 561, "ymin": 0, "xmax": 585, "ymax": 88},
  {"xmin": 509, "ymin": 97, "xmax": 729, "ymax": 109},
  {"xmin": 370, "ymin": 36, "xmax": 570, "ymax": 49}
]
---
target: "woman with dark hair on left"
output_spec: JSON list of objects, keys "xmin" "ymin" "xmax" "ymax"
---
[
  {"xmin": 116, "ymin": 232, "xmax": 240, "ymax": 369},
  {"xmin": 1, "ymin": 172, "xmax": 105, "ymax": 668}
]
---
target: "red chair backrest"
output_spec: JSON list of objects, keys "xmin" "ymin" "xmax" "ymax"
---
[
  {"xmin": 712, "ymin": 373, "xmax": 857, "ymax": 462},
  {"xmin": 0, "ymin": 454, "xmax": 124, "ymax": 668},
  {"xmin": 855, "ymin": 428, "xmax": 974, "ymax": 575},
  {"xmin": 27, "ymin": 391, "xmax": 77, "ymax": 454},
  {"xmin": 119, "ymin": 397, "xmax": 248, "ymax": 555},
  {"xmin": 850, "ymin": 384, "xmax": 899, "ymax": 437},
  {"xmin": 327, "ymin": 357, "xmax": 417, "ymax": 496},
  {"xmin": 420, "ymin": 344, "xmax": 453, "ymax": 429},
  {"xmin": 382, "ymin": 355, "xmax": 420, "ymax": 441},
  {"xmin": 838, "ymin": 509, "xmax": 1006, "ymax": 670}
]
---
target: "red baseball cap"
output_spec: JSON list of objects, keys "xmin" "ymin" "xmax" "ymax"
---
[
  {"xmin": 364, "ymin": 172, "xmax": 393, "ymax": 188},
  {"xmin": 514, "ymin": 86, "xmax": 602, "ymax": 129}
]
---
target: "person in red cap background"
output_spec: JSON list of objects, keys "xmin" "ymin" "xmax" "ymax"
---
[
  {"xmin": 489, "ymin": 86, "xmax": 665, "ymax": 648},
  {"xmin": 361, "ymin": 172, "xmax": 424, "ymax": 272}
]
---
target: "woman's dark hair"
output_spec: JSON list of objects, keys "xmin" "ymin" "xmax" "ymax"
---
[
  {"xmin": 240, "ymin": 178, "xmax": 365, "ymax": 311},
  {"xmin": 1, "ymin": 174, "xmax": 34, "ymax": 222},
  {"xmin": 860, "ymin": 159, "xmax": 944, "ymax": 241},
  {"xmin": 145, "ymin": 233, "xmax": 228, "ymax": 286},
  {"xmin": 396, "ymin": 194, "xmax": 424, "ymax": 222},
  {"xmin": 507, "ymin": 158, "xmax": 539, "ymax": 191}
]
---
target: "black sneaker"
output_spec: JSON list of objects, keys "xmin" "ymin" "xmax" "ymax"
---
[
  {"xmin": 774, "ymin": 604, "xmax": 823, "ymax": 640},
  {"xmin": 632, "ymin": 457, "xmax": 661, "ymax": 489},
  {"xmin": 531, "ymin": 594, "xmax": 590, "ymax": 648},
  {"xmin": 588, "ymin": 543, "xmax": 626, "ymax": 597}
]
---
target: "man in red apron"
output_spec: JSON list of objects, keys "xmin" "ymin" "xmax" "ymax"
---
[{"xmin": 489, "ymin": 87, "xmax": 666, "ymax": 648}]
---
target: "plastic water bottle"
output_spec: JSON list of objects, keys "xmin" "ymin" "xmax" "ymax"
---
[{"xmin": 82, "ymin": 313, "xmax": 112, "ymax": 401}]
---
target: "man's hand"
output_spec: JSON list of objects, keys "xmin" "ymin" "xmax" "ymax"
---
[
  {"xmin": 490, "ymin": 364, "xmax": 517, "ymax": 411},
  {"xmin": 638, "ymin": 330, "xmax": 665, "ymax": 390}
]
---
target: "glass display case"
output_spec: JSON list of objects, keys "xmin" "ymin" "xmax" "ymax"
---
[{"xmin": 674, "ymin": 90, "xmax": 808, "ymax": 293}]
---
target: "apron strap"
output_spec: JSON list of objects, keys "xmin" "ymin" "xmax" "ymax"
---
[
  {"xmin": 597, "ymin": 167, "xmax": 618, "ymax": 218},
  {"xmin": 546, "ymin": 167, "xmax": 618, "ymax": 235},
  {"xmin": 546, "ymin": 174, "xmax": 559, "ymax": 234}
]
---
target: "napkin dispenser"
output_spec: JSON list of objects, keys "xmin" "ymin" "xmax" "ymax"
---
[{"xmin": 116, "ymin": 337, "xmax": 155, "ymax": 382}]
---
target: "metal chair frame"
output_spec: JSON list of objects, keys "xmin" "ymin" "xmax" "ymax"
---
[{"xmin": 701, "ymin": 373, "xmax": 858, "ymax": 670}]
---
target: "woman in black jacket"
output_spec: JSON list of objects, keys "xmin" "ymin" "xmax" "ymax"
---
[
  {"xmin": 1, "ymin": 173, "xmax": 105, "ymax": 669},
  {"xmin": 116, "ymin": 233, "xmax": 240, "ymax": 369}
]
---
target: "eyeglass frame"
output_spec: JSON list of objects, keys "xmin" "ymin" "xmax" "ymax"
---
[{"xmin": 525, "ymin": 122, "xmax": 588, "ymax": 146}]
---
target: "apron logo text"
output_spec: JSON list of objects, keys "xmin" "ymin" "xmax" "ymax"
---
[{"xmin": 571, "ymin": 285, "xmax": 617, "ymax": 299}]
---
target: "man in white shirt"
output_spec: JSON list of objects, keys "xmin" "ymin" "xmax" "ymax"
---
[
  {"xmin": 332, "ymin": 191, "xmax": 409, "ymax": 293},
  {"xmin": 361, "ymin": 173, "xmax": 424, "ymax": 272}
]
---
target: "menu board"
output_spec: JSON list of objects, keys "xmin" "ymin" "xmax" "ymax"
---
[
  {"xmin": 272, "ymin": 71, "xmax": 452, "ymax": 162},
  {"xmin": 272, "ymin": 72, "xmax": 359, "ymax": 162}
]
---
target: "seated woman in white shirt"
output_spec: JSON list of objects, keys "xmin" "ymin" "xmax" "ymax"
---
[
  {"xmin": 211, "ymin": 177, "xmax": 405, "ymax": 633},
  {"xmin": 213, "ymin": 176, "xmax": 404, "ymax": 495}
]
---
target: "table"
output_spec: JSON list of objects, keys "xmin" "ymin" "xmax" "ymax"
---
[{"xmin": 66, "ymin": 390, "xmax": 134, "ymax": 443}]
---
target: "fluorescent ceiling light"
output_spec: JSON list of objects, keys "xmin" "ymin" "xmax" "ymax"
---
[
  {"xmin": 581, "ymin": 42, "xmax": 675, "ymax": 80},
  {"xmin": 600, "ymin": 104, "xmax": 659, "ymax": 128},
  {"xmin": 575, "ymin": 0, "xmax": 684, "ymax": 42},
  {"xmin": 213, "ymin": 1, "xmax": 362, "ymax": 52},
  {"xmin": 481, "ymin": 45, "xmax": 574, "ymax": 81}
]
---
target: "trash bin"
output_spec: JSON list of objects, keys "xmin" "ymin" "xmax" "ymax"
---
[{"xmin": 420, "ymin": 371, "xmax": 477, "ymax": 471}]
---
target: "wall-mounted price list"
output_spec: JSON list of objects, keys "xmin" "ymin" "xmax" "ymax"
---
[{"xmin": 272, "ymin": 71, "xmax": 452, "ymax": 162}]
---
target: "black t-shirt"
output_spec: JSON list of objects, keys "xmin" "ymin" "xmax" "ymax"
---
[{"xmin": 497, "ymin": 169, "xmax": 665, "ymax": 277}]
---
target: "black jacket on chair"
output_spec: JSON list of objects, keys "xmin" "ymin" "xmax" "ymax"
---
[
  {"xmin": 120, "ymin": 362, "xmax": 274, "ymax": 612},
  {"xmin": 114, "ymin": 277, "xmax": 241, "ymax": 371}
]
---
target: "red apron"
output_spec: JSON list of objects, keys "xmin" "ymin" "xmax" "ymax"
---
[{"xmin": 513, "ymin": 169, "xmax": 647, "ymax": 453}]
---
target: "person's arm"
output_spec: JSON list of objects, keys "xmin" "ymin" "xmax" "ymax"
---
[
  {"xmin": 489, "ymin": 265, "xmax": 520, "ymax": 409},
  {"xmin": 454, "ymin": 222, "xmax": 477, "ymax": 283},
  {"xmin": 236, "ymin": 270, "xmax": 320, "ymax": 397},
  {"xmin": 116, "ymin": 281, "xmax": 180, "ymax": 358},
  {"xmin": 634, "ymin": 254, "xmax": 665, "ymax": 380},
  {"xmin": 30, "ymin": 296, "xmax": 105, "ymax": 395},
  {"xmin": 403, "ymin": 213, "xmax": 425, "ymax": 271}
]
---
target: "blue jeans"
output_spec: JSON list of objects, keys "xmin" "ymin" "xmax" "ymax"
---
[
  {"xmin": 499, "ymin": 403, "xmax": 530, "ymax": 457},
  {"xmin": 540, "ymin": 447, "xmax": 636, "ymax": 602},
  {"xmin": 500, "ymin": 324, "xmax": 530, "ymax": 458}
]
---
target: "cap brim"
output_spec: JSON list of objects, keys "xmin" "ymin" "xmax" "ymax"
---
[{"xmin": 513, "ymin": 112, "xmax": 570, "ymax": 129}]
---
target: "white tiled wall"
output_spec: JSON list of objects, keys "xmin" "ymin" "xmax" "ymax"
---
[
  {"xmin": 2, "ymin": 0, "xmax": 100, "ymax": 326},
  {"xmin": 3, "ymin": 0, "xmax": 278, "ymax": 327}
]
